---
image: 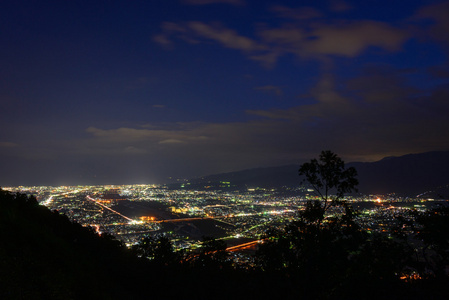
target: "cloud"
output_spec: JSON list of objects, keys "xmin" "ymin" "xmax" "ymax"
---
[
  {"xmin": 152, "ymin": 34, "xmax": 173, "ymax": 48},
  {"xmin": 415, "ymin": 1, "xmax": 449, "ymax": 47},
  {"xmin": 82, "ymin": 120, "xmax": 295, "ymax": 173},
  {"xmin": 86, "ymin": 126, "xmax": 155, "ymax": 141},
  {"xmin": 248, "ymin": 67, "xmax": 449, "ymax": 159},
  {"xmin": 254, "ymin": 85, "xmax": 283, "ymax": 96},
  {"xmin": 0, "ymin": 141, "xmax": 18, "ymax": 148},
  {"xmin": 187, "ymin": 21, "xmax": 264, "ymax": 52},
  {"xmin": 153, "ymin": 104, "xmax": 166, "ymax": 108},
  {"xmin": 155, "ymin": 16, "xmax": 410, "ymax": 66},
  {"xmin": 329, "ymin": 0, "xmax": 352, "ymax": 12},
  {"xmin": 3, "ymin": 64, "xmax": 448, "ymax": 184},
  {"xmin": 124, "ymin": 146, "xmax": 147, "ymax": 154},
  {"xmin": 85, "ymin": 125, "xmax": 209, "ymax": 148},
  {"xmin": 428, "ymin": 64, "xmax": 449, "ymax": 79},
  {"xmin": 257, "ymin": 20, "xmax": 409, "ymax": 59},
  {"xmin": 258, "ymin": 25, "xmax": 304, "ymax": 47},
  {"xmin": 153, "ymin": 21, "xmax": 265, "ymax": 56},
  {"xmin": 153, "ymin": 22, "xmax": 197, "ymax": 48},
  {"xmin": 159, "ymin": 139, "xmax": 185, "ymax": 144},
  {"xmin": 302, "ymin": 21, "xmax": 409, "ymax": 57},
  {"xmin": 182, "ymin": 0, "xmax": 244, "ymax": 5},
  {"xmin": 79, "ymin": 65, "xmax": 449, "ymax": 174},
  {"xmin": 248, "ymin": 72, "xmax": 355, "ymax": 121}
]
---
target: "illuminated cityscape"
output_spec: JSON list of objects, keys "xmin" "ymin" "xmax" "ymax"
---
[
  {"xmin": 5, "ymin": 184, "xmax": 445, "ymax": 257},
  {"xmin": 2, "ymin": 0, "xmax": 449, "ymax": 297}
]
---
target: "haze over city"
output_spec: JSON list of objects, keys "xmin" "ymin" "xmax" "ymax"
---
[{"xmin": 1, "ymin": 0, "xmax": 449, "ymax": 186}]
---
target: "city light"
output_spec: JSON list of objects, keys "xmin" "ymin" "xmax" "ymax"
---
[{"xmin": 5, "ymin": 184, "xmax": 447, "ymax": 260}]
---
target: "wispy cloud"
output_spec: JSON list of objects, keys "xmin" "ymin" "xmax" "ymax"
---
[
  {"xmin": 78, "ymin": 65, "xmax": 449, "ymax": 170},
  {"xmin": 329, "ymin": 0, "xmax": 352, "ymax": 12},
  {"xmin": 187, "ymin": 21, "xmax": 264, "ymax": 52},
  {"xmin": 159, "ymin": 139, "xmax": 185, "ymax": 144},
  {"xmin": 0, "ymin": 142, "xmax": 18, "ymax": 148},
  {"xmin": 303, "ymin": 21, "xmax": 409, "ymax": 56},
  {"xmin": 4, "ymin": 63, "xmax": 448, "ymax": 183},
  {"xmin": 415, "ymin": 0, "xmax": 449, "ymax": 47},
  {"xmin": 254, "ymin": 85, "xmax": 283, "ymax": 96},
  {"xmin": 257, "ymin": 20, "xmax": 409, "ymax": 59},
  {"xmin": 155, "ymin": 12, "xmax": 410, "ymax": 66},
  {"xmin": 247, "ymin": 67, "xmax": 449, "ymax": 158}
]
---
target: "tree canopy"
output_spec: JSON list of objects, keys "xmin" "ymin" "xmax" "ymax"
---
[{"xmin": 299, "ymin": 150, "xmax": 358, "ymax": 224}]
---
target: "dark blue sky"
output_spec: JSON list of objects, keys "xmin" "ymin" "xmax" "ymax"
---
[{"xmin": 1, "ymin": 0, "xmax": 449, "ymax": 186}]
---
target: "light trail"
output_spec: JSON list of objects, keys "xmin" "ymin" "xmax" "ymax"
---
[
  {"xmin": 86, "ymin": 195, "xmax": 133, "ymax": 222},
  {"xmin": 90, "ymin": 224, "xmax": 101, "ymax": 235},
  {"xmin": 226, "ymin": 240, "xmax": 262, "ymax": 252},
  {"xmin": 154, "ymin": 216, "xmax": 234, "ymax": 223},
  {"xmin": 41, "ymin": 195, "xmax": 54, "ymax": 206},
  {"xmin": 155, "ymin": 216, "xmax": 210, "ymax": 223},
  {"xmin": 117, "ymin": 230, "xmax": 158, "ymax": 235},
  {"xmin": 149, "ymin": 209, "xmax": 295, "ymax": 224}
]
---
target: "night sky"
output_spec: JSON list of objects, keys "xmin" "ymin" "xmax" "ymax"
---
[{"xmin": 1, "ymin": 0, "xmax": 449, "ymax": 186}]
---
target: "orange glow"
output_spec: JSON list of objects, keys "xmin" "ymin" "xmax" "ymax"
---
[
  {"xmin": 400, "ymin": 273, "xmax": 422, "ymax": 281},
  {"xmin": 139, "ymin": 216, "xmax": 156, "ymax": 221},
  {"xmin": 226, "ymin": 240, "xmax": 263, "ymax": 252},
  {"xmin": 97, "ymin": 200, "xmax": 112, "ymax": 204}
]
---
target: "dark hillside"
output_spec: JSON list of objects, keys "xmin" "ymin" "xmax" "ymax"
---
[
  {"xmin": 172, "ymin": 151, "xmax": 449, "ymax": 196},
  {"xmin": 350, "ymin": 151, "xmax": 449, "ymax": 196},
  {"xmin": 1, "ymin": 189, "xmax": 449, "ymax": 299},
  {"xmin": 168, "ymin": 164, "xmax": 300, "ymax": 191},
  {"xmin": 0, "ymin": 190, "xmax": 144, "ymax": 299},
  {"xmin": 0, "ymin": 189, "xmax": 280, "ymax": 300}
]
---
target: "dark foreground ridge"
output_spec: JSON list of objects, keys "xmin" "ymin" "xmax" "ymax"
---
[{"xmin": 1, "ymin": 188, "xmax": 449, "ymax": 299}]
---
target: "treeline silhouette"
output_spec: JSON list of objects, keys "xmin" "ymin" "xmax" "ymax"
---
[
  {"xmin": 1, "ymin": 189, "xmax": 449, "ymax": 299},
  {"xmin": 1, "ymin": 152, "xmax": 448, "ymax": 299}
]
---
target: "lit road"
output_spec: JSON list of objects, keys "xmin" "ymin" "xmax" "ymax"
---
[
  {"xmin": 154, "ymin": 216, "xmax": 227, "ymax": 223},
  {"xmin": 226, "ymin": 240, "xmax": 262, "ymax": 252},
  {"xmin": 86, "ymin": 195, "xmax": 134, "ymax": 222},
  {"xmin": 86, "ymin": 196, "xmax": 246, "ymax": 225},
  {"xmin": 148, "ymin": 209, "xmax": 295, "ymax": 224}
]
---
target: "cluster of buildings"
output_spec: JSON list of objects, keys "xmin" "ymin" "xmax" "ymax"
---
[{"xmin": 4, "ymin": 184, "xmax": 443, "ymax": 251}]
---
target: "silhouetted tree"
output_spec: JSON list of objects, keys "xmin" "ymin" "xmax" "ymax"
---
[
  {"xmin": 415, "ymin": 206, "xmax": 449, "ymax": 278},
  {"xmin": 256, "ymin": 151, "xmax": 420, "ymax": 298},
  {"xmin": 132, "ymin": 235, "xmax": 181, "ymax": 266},
  {"xmin": 299, "ymin": 150, "xmax": 358, "ymax": 225},
  {"xmin": 188, "ymin": 236, "xmax": 231, "ymax": 270},
  {"xmin": 299, "ymin": 150, "xmax": 359, "ymax": 223}
]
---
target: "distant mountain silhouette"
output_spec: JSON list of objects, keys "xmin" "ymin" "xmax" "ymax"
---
[
  {"xmin": 350, "ymin": 151, "xmax": 449, "ymax": 196},
  {"xmin": 169, "ymin": 165, "xmax": 301, "ymax": 191},
  {"xmin": 172, "ymin": 151, "xmax": 449, "ymax": 197}
]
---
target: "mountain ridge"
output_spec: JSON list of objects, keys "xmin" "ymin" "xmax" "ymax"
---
[{"xmin": 171, "ymin": 151, "xmax": 449, "ymax": 197}]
